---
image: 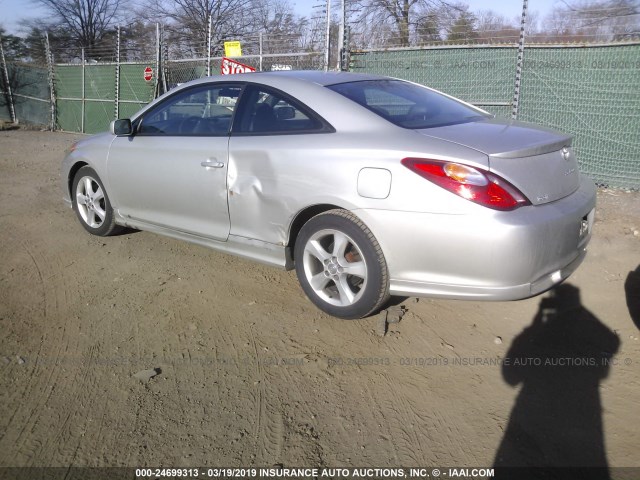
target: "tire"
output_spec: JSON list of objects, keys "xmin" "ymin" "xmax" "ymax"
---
[
  {"xmin": 294, "ymin": 209, "xmax": 390, "ymax": 319},
  {"xmin": 71, "ymin": 166, "xmax": 120, "ymax": 237}
]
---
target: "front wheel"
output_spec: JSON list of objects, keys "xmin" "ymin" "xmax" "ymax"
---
[
  {"xmin": 294, "ymin": 209, "xmax": 390, "ymax": 319},
  {"xmin": 72, "ymin": 166, "xmax": 120, "ymax": 236}
]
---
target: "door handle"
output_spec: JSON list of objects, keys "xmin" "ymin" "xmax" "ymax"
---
[{"xmin": 201, "ymin": 160, "xmax": 225, "ymax": 168}]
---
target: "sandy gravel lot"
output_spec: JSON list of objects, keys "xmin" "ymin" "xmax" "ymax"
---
[{"xmin": 0, "ymin": 130, "xmax": 639, "ymax": 475}]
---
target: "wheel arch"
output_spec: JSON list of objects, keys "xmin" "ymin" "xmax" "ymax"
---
[
  {"xmin": 68, "ymin": 161, "xmax": 89, "ymax": 198},
  {"xmin": 287, "ymin": 203, "xmax": 346, "ymax": 266}
]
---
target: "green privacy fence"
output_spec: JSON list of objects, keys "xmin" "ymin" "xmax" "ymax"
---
[
  {"xmin": 2, "ymin": 43, "xmax": 639, "ymax": 189},
  {"xmin": 55, "ymin": 62, "xmax": 155, "ymax": 134},
  {"xmin": 519, "ymin": 46, "xmax": 640, "ymax": 188},
  {"xmin": 351, "ymin": 46, "xmax": 517, "ymax": 117},
  {"xmin": 52, "ymin": 53, "xmax": 324, "ymax": 133},
  {"xmin": 0, "ymin": 62, "xmax": 50, "ymax": 125},
  {"xmin": 351, "ymin": 43, "xmax": 640, "ymax": 189}
]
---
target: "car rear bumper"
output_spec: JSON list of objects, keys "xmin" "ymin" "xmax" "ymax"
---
[
  {"xmin": 355, "ymin": 175, "xmax": 596, "ymax": 301},
  {"xmin": 387, "ymin": 246, "xmax": 587, "ymax": 300}
]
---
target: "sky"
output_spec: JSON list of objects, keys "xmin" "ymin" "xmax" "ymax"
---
[{"xmin": 0, "ymin": 0, "xmax": 563, "ymax": 36}]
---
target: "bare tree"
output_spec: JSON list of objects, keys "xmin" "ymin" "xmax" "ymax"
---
[
  {"xmin": 540, "ymin": 0, "xmax": 639, "ymax": 42},
  {"xmin": 475, "ymin": 9, "xmax": 519, "ymax": 43},
  {"xmin": 250, "ymin": 0, "xmax": 310, "ymax": 53},
  {"xmin": 119, "ymin": 21, "xmax": 160, "ymax": 61},
  {"xmin": 415, "ymin": 11, "xmax": 443, "ymax": 43},
  {"xmin": 33, "ymin": 0, "xmax": 121, "ymax": 53},
  {"xmin": 351, "ymin": 0, "xmax": 465, "ymax": 47},
  {"xmin": 0, "ymin": 27, "xmax": 28, "ymax": 59},
  {"xmin": 142, "ymin": 0, "xmax": 261, "ymax": 56}
]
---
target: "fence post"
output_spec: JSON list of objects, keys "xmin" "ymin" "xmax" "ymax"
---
[
  {"xmin": 259, "ymin": 32, "xmax": 263, "ymax": 72},
  {"xmin": 207, "ymin": 15, "xmax": 212, "ymax": 76},
  {"xmin": 338, "ymin": 0, "xmax": 344, "ymax": 70},
  {"xmin": 0, "ymin": 35, "xmax": 17, "ymax": 123},
  {"xmin": 44, "ymin": 32, "xmax": 56, "ymax": 131},
  {"xmin": 162, "ymin": 35, "xmax": 168, "ymax": 93},
  {"xmin": 324, "ymin": 0, "xmax": 331, "ymax": 72},
  {"xmin": 155, "ymin": 23, "xmax": 160, "ymax": 98},
  {"xmin": 114, "ymin": 26, "xmax": 120, "ymax": 120},
  {"xmin": 81, "ymin": 48, "xmax": 85, "ymax": 133},
  {"xmin": 338, "ymin": 0, "xmax": 350, "ymax": 71},
  {"xmin": 511, "ymin": 0, "xmax": 528, "ymax": 120}
]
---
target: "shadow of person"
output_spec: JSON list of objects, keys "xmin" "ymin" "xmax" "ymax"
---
[
  {"xmin": 493, "ymin": 284, "xmax": 620, "ymax": 480},
  {"xmin": 625, "ymin": 265, "xmax": 640, "ymax": 330}
]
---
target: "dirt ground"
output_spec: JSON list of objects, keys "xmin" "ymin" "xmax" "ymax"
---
[{"xmin": 0, "ymin": 130, "xmax": 639, "ymax": 473}]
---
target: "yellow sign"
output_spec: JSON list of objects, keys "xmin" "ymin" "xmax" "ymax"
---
[{"xmin": 224, "ymin": 41, "xmax": 242, "ymax": 57}]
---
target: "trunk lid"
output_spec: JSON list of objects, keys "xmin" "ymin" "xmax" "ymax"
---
[{"xmin": 415, "ymin": 118, "xmax": 580, "ymax": 205}]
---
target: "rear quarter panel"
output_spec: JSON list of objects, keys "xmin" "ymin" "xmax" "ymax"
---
[{"xmin": 227, "ymin": 128, "xmax": 489, "ymax": 246}]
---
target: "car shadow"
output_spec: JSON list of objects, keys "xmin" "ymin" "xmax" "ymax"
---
[
  {"xmin": 384, "ymin": 296, "xmax": 409, "ymax": 309},
  {"xmin": 625, "ymin": 265, "xmax": 640, "ymax": 330},
  {"xmin": 113, "ymin": 227, "xmax": 139, "ymax": 237},
  {"xmin": 493, "ymin": 284, "xmax": 619, "ymax": 479}
]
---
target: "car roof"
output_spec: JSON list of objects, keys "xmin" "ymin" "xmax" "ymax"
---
[
  {"xmin": 225, "ymin": 70, "xmax": 391, "ymax": 86},
  {"xmin": 132, "ymin": 70, "xmax": 403, "ymax": 130}
]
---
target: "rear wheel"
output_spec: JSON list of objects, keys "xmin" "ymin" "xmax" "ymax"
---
[
  {"xmin": 294, "ymin": 209, "xmax": 389, "ymax": 319},
  {"xmin": 72, "ymin": 166, "xmax": 120, "ymax": 236}
]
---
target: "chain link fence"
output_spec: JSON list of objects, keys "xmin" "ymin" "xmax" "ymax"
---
[
  {"xmin": 55, "ymin": 60, "xmax": 156, "ymax": 134},
  {"xmin": 351, "ymin": 42, "xmax": 640, "ymax": 190},
  {"xmin": 1, "ymin": 1, "xmax": 639, "ymax": 189},
  {"xmin": 520, "ymin": 45, "xmax": 640, "ymax": 189},
  {"xmin": 1, "ymin": 28, "xmax": 326, "ymax": 133},
  {"xmin": 0, "ymin": 59, "xmax": 51, "ymax": 126},
  {"xmin": 351, "ymin": 46, "xmax": 516, "ymax": 117}
]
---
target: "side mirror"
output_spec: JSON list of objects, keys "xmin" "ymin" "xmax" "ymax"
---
[
  {"xmin": 110, "ymin": 118, "xmax": 132, "ymax": 136},
  {"xmin": 275, "ymin": 106, "xmax": 295, "ymax": 120}
]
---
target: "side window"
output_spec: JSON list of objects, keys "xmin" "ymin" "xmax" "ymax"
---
[
  {"xmin": 139, "ymin": 84, "xmax": 242, "ymax": 136},
  {"xmin": 236, "ymin": 87, "xmax": 324, "ymax": 134}
]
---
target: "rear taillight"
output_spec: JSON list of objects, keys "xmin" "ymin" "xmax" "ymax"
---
[{"xmin": 401, "ymin": 158, "xmax": 530, "ymax": 211}]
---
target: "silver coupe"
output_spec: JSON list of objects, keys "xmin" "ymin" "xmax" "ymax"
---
[{"xmin": 61, "ymin": 71, "xmax": 596, "ymax": 319}]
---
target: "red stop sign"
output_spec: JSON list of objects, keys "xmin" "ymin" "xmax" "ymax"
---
[{"xmin": 144, "ymin": 66, "xmax": 153, "ymax": 82}]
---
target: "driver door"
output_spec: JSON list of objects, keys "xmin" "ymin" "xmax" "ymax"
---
[{"xmin": 107, "ymin": 83, "xmax": 242, "ymax": 241}]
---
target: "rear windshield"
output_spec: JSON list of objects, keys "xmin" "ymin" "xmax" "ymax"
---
[{"xmin": 327, "ymin": 80, "xmax": 490, "ymax": 129}]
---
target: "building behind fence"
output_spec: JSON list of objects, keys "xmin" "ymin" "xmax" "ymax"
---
[{"xmin": 1, "ymin": 15, "xmax": 639, "ymax": 189}]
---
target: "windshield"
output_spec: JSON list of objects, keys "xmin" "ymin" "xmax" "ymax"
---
[{"xmin": 327, "ymin": 80, "xmax": 490, "ymax": 129}]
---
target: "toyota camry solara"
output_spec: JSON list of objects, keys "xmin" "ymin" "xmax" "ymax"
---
[{"xmin": 61, "ymin": 71, "xmax": 596, "ymax": 319}]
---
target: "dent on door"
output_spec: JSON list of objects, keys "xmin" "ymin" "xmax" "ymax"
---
[{"xmin": 227, "ymin": 150, "xmax": 291, "ymax": 245}]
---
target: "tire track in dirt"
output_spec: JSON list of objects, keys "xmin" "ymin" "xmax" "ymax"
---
[
  {"xmin": 2, "ymin": 131, "xmax": 639, "ymax": 468},
  {"xmin": 240, "ymin": 321, "xmax": 337, "ymax": 466},
  {"xmin": 2, "ymin": 236, "xmax": 59, "ymax": 454},
  {"xmin": 249, "ymin": 325, "xmax": 285, "ymax": 465},
  {"xmin": 0, "ymin": 234, "xmax": 47, "ymax": 442},
  {"xmin": 0, "ymin": 219, "xmax": 119, "ymax": 467},
  {"xmin": 366, "ymin": 371, "xmax": 429, "ymax": 465},
  {"xmin": 1, "ymin": 231, "xmax": 80, "ymax": 465}
]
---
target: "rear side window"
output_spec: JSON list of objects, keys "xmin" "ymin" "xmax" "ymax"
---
[
  {"xmin": 234, "ymin": 86, "xmax": 329, "ymax": 134},
  {"xmin": 327, "ymin": 80, "xmax": 489, "ymax": 129}
]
